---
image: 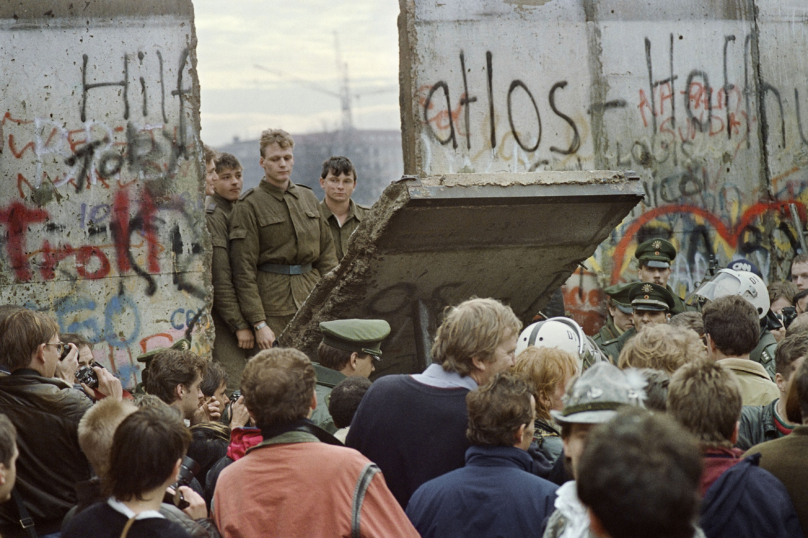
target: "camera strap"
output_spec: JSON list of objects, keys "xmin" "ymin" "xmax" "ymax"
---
[
  {"xmin": 11, "ymin": 488, "xmax": 37, "ymax": 538},
  {"xmin": 119, "ymin": 516, "xmax": 137, "ymax": 538},
  {"xmin": 350, "ymin": 463, "xmax": 380, "ymax": 538}
]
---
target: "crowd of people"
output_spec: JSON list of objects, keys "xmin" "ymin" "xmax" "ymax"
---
[{"xmin": 0, "ymin": 129, "xmax": 806, "ymax": 538}]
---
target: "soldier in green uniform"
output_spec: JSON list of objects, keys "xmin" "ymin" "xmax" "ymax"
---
[
  {"xmin": 600, "ymin": 282, "xmax": 675, "ymax": 363},
  {"xmin": 230, "ymin": 129, "xmax": 339, "ymax": 349},
  {"xmin": 318, "ymin": 156, "xmax": 370, "ymax": 261},
  {"xmin": 310, "ymin": 319, "xmax": 391, "ymax": 433},
  {"xmin": 593, "ymin": 282, "xmax": 634, "ymax": 349},
  {"xmin": 635, "ymin": 238, "xmax": 687, "ymax": 315},
  {"xmin": 206, "ymin": 152, "xmax": 254, "ymax": 392}
]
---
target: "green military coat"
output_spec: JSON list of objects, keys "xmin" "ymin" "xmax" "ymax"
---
[
  {"xmin": 229, "ymin": 181, "xmax": 338, "ymax": 324},
  {"xmin": 318, "ymin": 199, "xmax": 370, "ymax": 261},
  {"xmin": 600, "ymin": 327, "xmax": 637, "ymax": 365}
]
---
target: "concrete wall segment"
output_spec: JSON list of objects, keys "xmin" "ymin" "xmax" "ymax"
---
[
  {"xmin": 0, "ymin": 0, "xmax": 209, "ymax": 389},
  {"xmin": 400, "ymin": 0, "xmax": 808, "ymax": 335}
]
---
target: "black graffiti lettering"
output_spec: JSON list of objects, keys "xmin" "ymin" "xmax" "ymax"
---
[
  {"xmin": 685, "ymin": 70, "xmax": 712, "ymax": 133},
  {"xmin": 157, "ymin": 51, "xmax": 168, "ymax": 124},
  {"xmin": 486, "ymin": 51, "xmax": 496, "ymax": 149},
  {"xmin": 743, "ymin": 34, "xmax": 755, "ymax": 149},
  {"xmin": 548, "ymin": 81, "xmax": 580, "ymax": 155},
  {"xmin": 459, "ymin": 51, "xmax": 477, "ymax": 150},
  {"xmin": 632, "ymin": 141, "xmax": 653, "ymax": 167},
  {"xmin": 723, "ymin": 35, "xmax": 736, "ymax": 140},
  {"xmin": 81, "ymin": 53, "xmax": 129, "ymax": 123},
  {"xmin": 796, "ymin": 89, "xmax": 808, "ymax": 145},
  {"xmin": 126, "ymin": 122, "xmax": 164, "ymax": 176},
  {"xmin": 507, "ymin": 80, "xmax": 541, "ymax": 152},
  {"xmin": 424, "ymin": 81, "xmax": 458, "ymax": 149},
  {"xmin": 760, "ymin": 83, "xmax": 786, "ymax": 149},
  {"xmin": 171, "ymin": 48, "xmax": 192, "ymax": 161},
  {"xmin": 668, "ymin": 33, "xmax": 677, "ymax": 166},
  {"xmin": 645, "ymin": 38, "xmax": 658, "ymax": 133},
  {"xmin": 65, "ymin": 137, "xmax": 108, "ymax": 191},
  {"xmin": 97, "ymin": 152, "xmax": 124, "ymax": 179}
]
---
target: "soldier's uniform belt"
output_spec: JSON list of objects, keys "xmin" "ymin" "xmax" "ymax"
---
[{"xmin": 258, "ymin": 262, "xmax": 313, "ymax": 275}]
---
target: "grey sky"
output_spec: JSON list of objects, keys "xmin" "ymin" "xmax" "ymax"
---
[{"xmin": 194, "ymin": 0, "xmax": 401, "ymax": 146}]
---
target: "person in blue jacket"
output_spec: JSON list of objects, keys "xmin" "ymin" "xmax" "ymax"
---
[{"xmin": 405, "ymin": 372, "xmax": 558, "ymax": 538}]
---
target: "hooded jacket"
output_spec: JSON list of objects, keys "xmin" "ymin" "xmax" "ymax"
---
[{"xmin": 700, "ymin": 453, "xmax": 802, "ymax": 538}]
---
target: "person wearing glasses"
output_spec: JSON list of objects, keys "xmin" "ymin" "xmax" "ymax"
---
[
  {"xmin": 310, "ymin": 319, "xmax": 391, "ymax": 434},
  {"xmin": 0, "ymin": 308, "xmax": 122, "ymax": 538}
]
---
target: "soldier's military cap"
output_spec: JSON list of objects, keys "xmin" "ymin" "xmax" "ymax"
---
[
  {"xmin": 635, "ymin": 238, "xmax": 676, "ymax": 269},
  {"xmin": 629, "ymin": 282, "xmax": 676, "ymax": 312},
  {"xmin": 136, "ymin": 338, "xmax": 192, "ymax": 364},
  {"xmin": 603, "ymin": 282, "xmax": 633, "ymax": 314},
  {"xmin": 319, "ymin": 319, "xmax": 391, "ymax": 359}
]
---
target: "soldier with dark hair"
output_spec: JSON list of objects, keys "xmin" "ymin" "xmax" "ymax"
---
[
  {"xmin": 318, "ymin": 156, "xmax": 370, "ymax": 261},
  {"xmin": 207, "ymin": 151, "xmax": 253, "ymax": 391}
]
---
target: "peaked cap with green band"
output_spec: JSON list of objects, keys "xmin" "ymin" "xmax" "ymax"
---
[
  {"xmin": 319, "ymin": 319, "xmax": 391, "ymax": 357},
  {"xmin": 635, "ymin": 238, "xmax": 677, "ymax": 269},
  {"xmin": 136, "ymin": 338, "xmax": 192, "ymax": 363},
  {"xmin": 629, "ymin": 282, "xmax": 675, "ymax": 312},
  {"xmin": 603, "ymin": 282, "xmax": 634, "ymax": 314}
]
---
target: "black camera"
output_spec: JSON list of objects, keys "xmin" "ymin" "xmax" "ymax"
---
[
  {"xmin": 229, "ymin": 390, "xmax": 241, "ymax": 405},
  {"xmin": 778, "ymin": 306, "xmax": 799, "ymax": 330},
  {"xmin": 75, "ymin": 364, "xmax": 99, "ymax": 389},
  {"xmin": 164, "ymin": 456, "xmax": 200, "ymax": 509},
  {"xmin": 59, "ymin": 343, "xmax": 73, "ymax": 361}
]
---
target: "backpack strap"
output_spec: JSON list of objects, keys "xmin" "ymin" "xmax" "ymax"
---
[
  {"xmin": 11, "ymin": 488, "xmax": 37, "ymax": 538},
  {"xmin": 351, "ymin": 463, "xmax": 380, "ymax": 538}
]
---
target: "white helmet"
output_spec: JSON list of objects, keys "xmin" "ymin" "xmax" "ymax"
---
[
  {"xmin": 516, "ymin": 317, "xmax": 603, "ymax": 370},
  {"xmin": 694, "ymin": 268, "xmax": 769, "ymax": 319}
]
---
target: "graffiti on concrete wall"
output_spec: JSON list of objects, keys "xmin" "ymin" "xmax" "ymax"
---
[
  {"xmin": 405, "ymin": 9, "xmax": 808, "ymax": 333},
  {"xmin": 0, "ymin": 19, "xmax": 208, "ymax": 388}
]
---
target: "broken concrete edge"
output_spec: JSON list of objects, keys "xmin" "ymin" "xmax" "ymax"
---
[
  {"xmin": 279, "ymin": 180, "xmax": 413, "ymax": 357},
  {"xmin": 419, "ymin": 170, "xmax": 632, "ymax": 187},
  {"xmin": 398, "ymin": 0, "xmax": 419, "ymax": 176},
  {"xmin": 183, "ymin": 5, "xmax": 216, "ymax": 360}
]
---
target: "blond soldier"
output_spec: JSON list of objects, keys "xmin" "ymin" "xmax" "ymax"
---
[{"xmin": 230, "ymin": 129, "xmax": 338, "ymax": 348}]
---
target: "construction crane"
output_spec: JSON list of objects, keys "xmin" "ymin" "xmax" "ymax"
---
[{"xmin": 255, "ymin": 31, "xmax": 395, "ymax": 131}]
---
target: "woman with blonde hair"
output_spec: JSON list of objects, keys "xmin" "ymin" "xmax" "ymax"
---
[{"xmin": 512, "ymin": 346, "xmax": 578, "ymax": 465}]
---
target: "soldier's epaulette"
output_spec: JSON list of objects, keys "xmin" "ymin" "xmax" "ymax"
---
[
  {"xmin": 602, "ymin": 336, "xmax": 620, "ymax": 346},
  {"xmin": 295, "ymin": 183, "xmax": 313, "ymax": 190},
  {"xmin": 206, "ymin": 202, "xmax": 217, "ymax": 214},
  {"xmin": 357, "ymin": 203, "xmax": 371, "ymax": 210},
  {"xmin": 239, "ymin": 188, "xmax": 255, "ymax": 201}
]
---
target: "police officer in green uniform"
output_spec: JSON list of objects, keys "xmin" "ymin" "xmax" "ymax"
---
[
  {"xmin": 634, "ymin": 238, "xmax": 687, "ymax": 315},
  {"xmin": 206, "ymin": 153, "xmax": 254, "ymax": 392},
  {"xmin": 600, "ymin": 283, "xmax": 675, "ymax": 363},
  {"xmin": 318, "ymin": 156, "xmax": 370, "ymax": 261},
  {"xmin": 593, "ymin": 282, "xmax": 634, "ymax": 349},
  {"xmin": 230, "ymin": 129, "xmax": 338, "ymax": 350},
  {"xmin": 310, "ymin": 319, "xmax": 391, "ymax": 433}
]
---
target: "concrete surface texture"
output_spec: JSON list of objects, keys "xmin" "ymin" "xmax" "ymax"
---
[
  {"xmin": 282, "ymin": 171, "xmax": 643, "ymax": 375},
  {"xmin": 0, "ymin": 1, "xmax": 208, "ymax": 388},
  {"xmin": 398, "ymin": 0, "xmax": 808, "ymax": 333}
]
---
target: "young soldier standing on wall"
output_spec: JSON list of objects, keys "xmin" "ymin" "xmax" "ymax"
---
[
  {"xmin": 318, "ymin": 156, "xmax": 370, "ymax": 261},
  {"xmin": 229, "ymin": 129, "xmax": 338, "ymax": 349}
]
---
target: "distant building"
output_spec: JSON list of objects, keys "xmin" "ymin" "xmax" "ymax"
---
[{"xmin": 217, "ymin": 129, "xmax": 403, "ymax": 207}]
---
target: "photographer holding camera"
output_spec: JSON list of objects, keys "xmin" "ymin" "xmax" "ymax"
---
[
  {"xmin": 63, "ymin": 406, "xmax": 206, "ymax": 538},
  {"xmin": 0, "ymin": 309, "xmax": 122, "ymax": 537}
]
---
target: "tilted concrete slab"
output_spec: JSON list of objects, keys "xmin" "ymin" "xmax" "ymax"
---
[{"xmin": 281, "ymin": 170, "xmax": 643, "ymax": 376}]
